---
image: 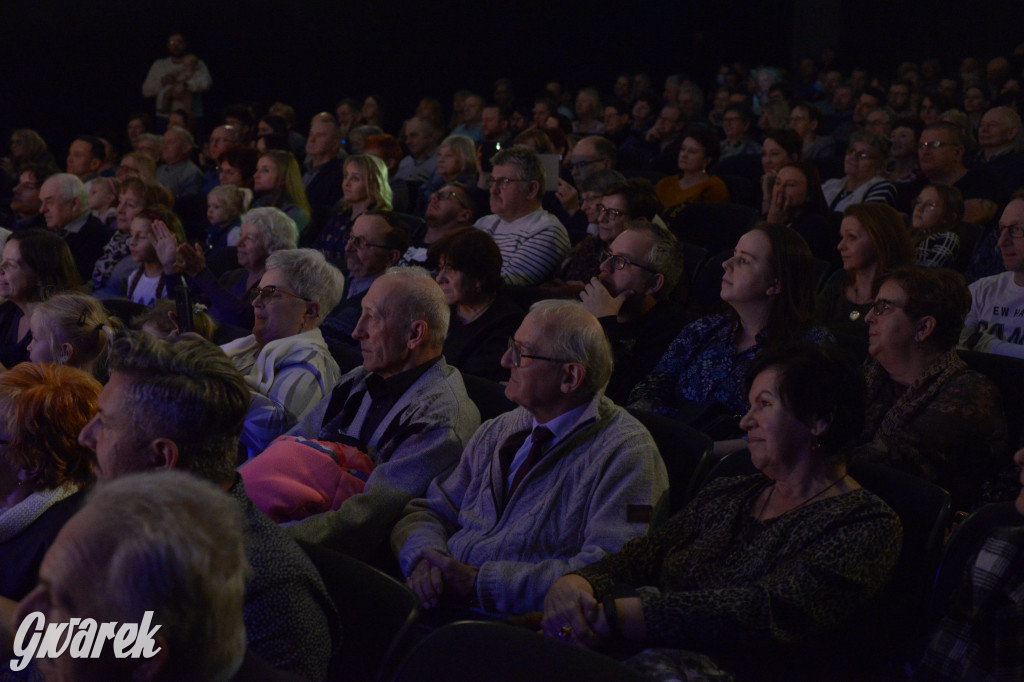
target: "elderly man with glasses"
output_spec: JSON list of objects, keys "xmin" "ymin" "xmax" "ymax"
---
[
  {"xmin": 391, "ymin": 299, "xmax": 667, "ymax": 618},
  {"xmin": 476, "ymin": 146, "xmax": 569, "ymax": 286}
]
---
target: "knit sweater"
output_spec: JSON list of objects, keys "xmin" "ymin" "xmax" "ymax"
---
[{"xmin": 391, "ymin": 393, "xmax": 668, "ymax": 615}]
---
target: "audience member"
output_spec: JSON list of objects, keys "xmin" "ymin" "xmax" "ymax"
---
[
  {"xmin": 404, "ymin": 181, "xmax": 477, "ymax": 267},
  {"xmin": 821, "ymin": 130, "xmax": 896, "ymax": 215},
  {"xmin": 252, "ymin": 150, "xmax": 312, "ymax": 237},
  {"xmin": 655, "ymin": 126, "xmax": 730, "ymax": 211},
  {"xmin": 28, "ymin": 293, "xmax": 119, "ymax": 380},
  {"xmin": 580, "ymin": 220, "xmax": 688, "ymax": 405},
  {"xmin": 65, "ymin": 135, "xmax": 104, "ymax": 184},
  {"xmin": 156, "ymin": 126, "xmax": 202, "ymax": 198},
  {"xmin": 392, "ymin": 299, "xmax": 667, "ymax": 615},
  {"xmin": 288, "ymin": 268, "xmax": 481, "ymax": 560},
  {"xmin": 432, "ymin": 227, "xmax": 523, "ymax": 381},
  {"xmin": 313, "ymin": 154, "xmax": 392, "ymax": 260},
  {"xmin": 141, "ymin": 33, "xmax": 212, "ymax": 124},
  {"xmin": 475, "ymin": 146, "xmax": 569, "ymax": 286},
  {"xmin": 854, "ymin": 267, "xmax": 1007, "ymax": 509},
  {"xmin": 910, "ymin": 184, "xmax": 967, "ymax": 268},
  {"xmin": 961, "ymin": 194, "xmax": 1024, "ymax": 358},
  {"xmin": 7, "ymin": 162, "xmax": 56, "ymax": 231},
  {"xmin": 396, "ymin": 117, "xmax": 440, "ymax": 184},
  {"xmin": 76, "ymin": 331, "xmax": 339, "ymax": 679}
]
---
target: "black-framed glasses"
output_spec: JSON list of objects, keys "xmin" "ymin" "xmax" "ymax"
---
[
  {"xmin": 486, "ymin": 177, "xmax": 531, "ymax": 190},
  {"xmin": 596, "ymin": 205, "xmax": 629, "ymax": 221},
  {"xmin": 506, "ymin": 338, "xmax": 572, "ymax": 368},
  {"xmin": 432, "ymin": 190, "xmax": 470, "ymax": 209},
  {"xmin": 1000, "ymin": 223, "xmax": 1024, "ymax": 239},
  {"xmin": 868, "ymin": 298, "xmax": 905, "ymax": 317},
  {"xmin": 347, "ymin": 235, "xmax": 391, "ymax": 251},
  {"xmin": 249, "ymin": 285, "xmax": 310, "ymax": 303},
  {"xmin": 600, "ymin": 250, "xmax": 658, "ymax": 274},
  {"xmin": 844, "ymin": 150, "xmax": 878, "ymax": 160}
]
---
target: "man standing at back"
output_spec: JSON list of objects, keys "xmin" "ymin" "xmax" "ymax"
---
[{"xmin": 476, "ymin": 146, "xmax": 569, "ymax": 286}]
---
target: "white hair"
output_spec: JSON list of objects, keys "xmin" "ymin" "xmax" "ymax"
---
[
  {"xmin": 382, "ymin": 266, "xmax": 450, "ymax": 349},
  {"xmin": 527, "ymin": 299, "xmax": 613, "ymax": 395},
  {"xmin": 266, "ymin": 248, "xmax": 345, "ymax": 324},
  {"xmin": 242, "ymin": 206, "xmax": 298, "ymax": 253}
]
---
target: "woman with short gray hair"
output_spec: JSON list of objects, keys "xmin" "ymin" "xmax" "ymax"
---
[
  {"xmin": 221, "ymin": 248, "xmax": 345, "ymax": 456},
  {"xmin": 156, "ymin": 206, "xmax": 298, "ymax": 330},
  {"xmin": 821, "ymin": 130, "xmax": 897, "ymax": 214}
]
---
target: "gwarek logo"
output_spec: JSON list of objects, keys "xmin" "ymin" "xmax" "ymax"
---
[{"xmin": 10, "ymin": 611, "xmax": 162, "ymax": 671}]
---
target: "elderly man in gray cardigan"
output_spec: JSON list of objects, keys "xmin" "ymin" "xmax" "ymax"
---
[
  {"xmin": 391, "ymin": 299, "xmax": 668, "ymax": 616},
  {"xmin": 287, "ymin": 267, "xmax": 480, "ymax": 560}
]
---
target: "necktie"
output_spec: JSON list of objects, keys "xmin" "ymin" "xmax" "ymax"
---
[{"xmin": 507, "ymin": 426, "xmax": 554, "ymax": 498}]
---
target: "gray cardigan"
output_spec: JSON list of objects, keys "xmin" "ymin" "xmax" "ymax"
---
[
  {"xmin": 391, "ymin": 393, "xmax": 668, "ymax": 615},
  {"xmin": 288, "ymin": 359, "xmax": 480, "ymax": 558}
]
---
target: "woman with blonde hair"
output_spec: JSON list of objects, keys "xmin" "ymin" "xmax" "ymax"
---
[
  {"xmin": 28, "ymin": 293, "xmax": 121, "ymax": 381},
  {"xmin": 252, "ymin": 149, "xmax": 311, "ymax": 237},
  {"xmin": 416, "ymin": 134, "xmax": 477, "ymax": 214},
  {"xmin": 312, "ymin": 154, "xmax": 392, "ymax": 261}
]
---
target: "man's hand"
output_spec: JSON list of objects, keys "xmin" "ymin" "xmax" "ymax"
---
[
  {"xmin": 556, "ymin": 179, "xmax": 580, "ymax": 215},
  {"xmin": 541, "ymin": 574, "xmax": 600, "ymax": 648},
  {"xmin": 406, "ymin": 556, "xmax": 446, "ymax": 609},
  {"xmin": 579, "ymin": 277, "xmax": 629, "ymax": 319}
]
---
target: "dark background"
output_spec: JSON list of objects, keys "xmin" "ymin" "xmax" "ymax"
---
[{"xmin": 2, "ymin": 0, "xmax": 1023, "ymax": 153}]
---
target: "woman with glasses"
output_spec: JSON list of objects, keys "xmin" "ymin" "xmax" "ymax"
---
[
  {"xmin": 313, "ymin": 154, "xmax": 392, "ymax": 262},
  {"xmin": 854, "ymin": 266, "xmax": 1006, "ymax": 510},
  {"xmin": 819, "ymin": 203, "xmax": 913, "ymax": 361},
  {"xmin": 544, "ymin": 179, "xmax": 661, "ymax": 297},
  {"xmin": 220, "ymin": 248, "xmax": 345, "ymax": 455},
  {"xmin": 432, "ymin": 228, "xmax": 523, "ymax": 381},
  {"xmin": 630, "ymin": 224, "xmax": 830, "ymax": 442},
  {"xmin": 821, "ymin": 131, "xmax": 897, "ymax": 215},
  {"xmin": 414, "ymin": 134, "xmax": 477, "ymax": 216},
  {"xmin": 655, "ymin": 126, "xmax": 730, "ymax": 212},
  {"xmin": 155, "ymin": 206, "xmax": 297, "ymax": 330}
]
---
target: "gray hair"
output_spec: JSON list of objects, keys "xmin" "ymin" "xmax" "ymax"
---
[
  {"xmin": 265, "ymin": 249, "xmax": 345, "ymax": 324},
  {"xmin": 988, "ymin": 106, "xmax": 1023, "ymax": 151},
  {"xmin": 527, "ymin": 300, "xmax": 613, "ymax": 396},
  {"xmin": 623, "ymin": 220, "xmax": 684, "ymax": 300},
  {"xmin": 45, "ymin": 172, "xmax": 87, "ymax": 206},
  {"xmin": 491, "ymin": 145, "xmax": 545, "ymax": 190},
  {"xmin": 165, "ymin": 125, "xmax": 195, "ymax": 149},
  {"xmin": 440, "ymin": 134, "xmax": 477, "ymax": 176},
  {"xmin": 107, "ymin": 332, "xmax": 250, "ymax": 485},
  {"xmin": 241, "ymin": 206, "xmax": 298, "ymax": 253},
  {"xmin": 848, "ymin": 129, "xmax": 891, "ymax": 167},
  {"xmin": 580, "ymin": 168, "xmax": 625, "ymax": 194},
  {"xmin": 382, "ymin": 266, "xmax": 450, "ymax": 350},
  {"xmin": 84, "ymin": 471, "xmax": 247, "ymax": 681}
]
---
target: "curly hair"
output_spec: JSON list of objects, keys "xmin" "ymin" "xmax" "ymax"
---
[{"xmin": 0, "ymin": 363, "xmax": 100, "ymax": 490}]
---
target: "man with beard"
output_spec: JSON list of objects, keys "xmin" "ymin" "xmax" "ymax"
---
[{"xmin": 578, "ymin": 221, "xmax": 687, "ymax": 404}]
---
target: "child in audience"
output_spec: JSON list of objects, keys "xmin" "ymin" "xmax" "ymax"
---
[
  {"xmin": 206, "ymin": 184, "xmax": 251, "ymax": 249},
  {"xmin": 88, "ymin": 177, "xmax": 120, "ymax": 228},
  {"xmin": 126, "ymin": 208, "xmax": 186, "ymax": 306},
  {"xmin": 27, "ymin": 292, "xmax": 120, "ymax": 381}
]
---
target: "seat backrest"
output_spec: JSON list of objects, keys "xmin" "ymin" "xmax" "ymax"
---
[
  {"xmin": 679, "ymin": 240, "xmax": 709, "ymax": 285},
  {"xmin": 931, "ymin": 501, "xmax": 1023, "ymax": 621},
  {"xmin": 666, "ymin": 202, "xmax": 759, "ymax": 254},
  {"xmin": 390, "ymin": 620, "xmax": 647, "ymax": 682},
  {"xmin": 629, "ymin": 408, "xmax": 713, "ymax": 516},
  {"xmin": 461, "ymin": 372, "xmax": 516, "ymax": 422},
  {"xmin": 960, "ymin": 350, "xmax": 1024, "ymax": 450},
  {"xmin": 299, "ymin": 542, "xmax": 420, "ymax": 682}
]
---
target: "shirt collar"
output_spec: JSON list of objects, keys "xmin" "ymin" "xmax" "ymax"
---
[{"xmin": 365, "ymin": 355, "xmax": 441, "ymax": 401}]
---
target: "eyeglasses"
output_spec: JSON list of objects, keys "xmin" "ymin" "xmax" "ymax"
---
[
  {"xmin": 249, "ymin": 285, "xmax": 310, "ymax": 303},
  {"xmin": 432, "ymin": 190, "xmax": 469, "ymax": 209},
  {"xmin": 1000, "ymin": 223, "xmax": 1024, "ymax": 239},
  {"xmin": 845, "ymin": 150, "xmax": 878, "ymax": 160},
  {"xmin": 912, "ymin": 200, "xmax": 939, "ymax": 212},
  {"xmin": 918, "ymin": 141, "xmax": 960, "ymax": 151},
  {"xmin": 486, "ymin": 177, "xmax": 531, "ymax": 190},
  {"xmin": 347, "ymin": 235, "xmax": 391, "ymax": 251},
  {"xmin": 567, "ymin": 158, "xmax": 602, "ymax": 172},
  {"xmin": 596, "ymin": 205, "xmax": 629, "ymax": 221},
  {"xmin": 868, "ymin": 298, "xmax": 905, "ymax": 317},
  {"xmin": 506, "ymin": 337, "xmax": 572, "ymax": 368},
  {"xmin": 600, "ymin": 250, "xmax": 657, "ymax": 274}
]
